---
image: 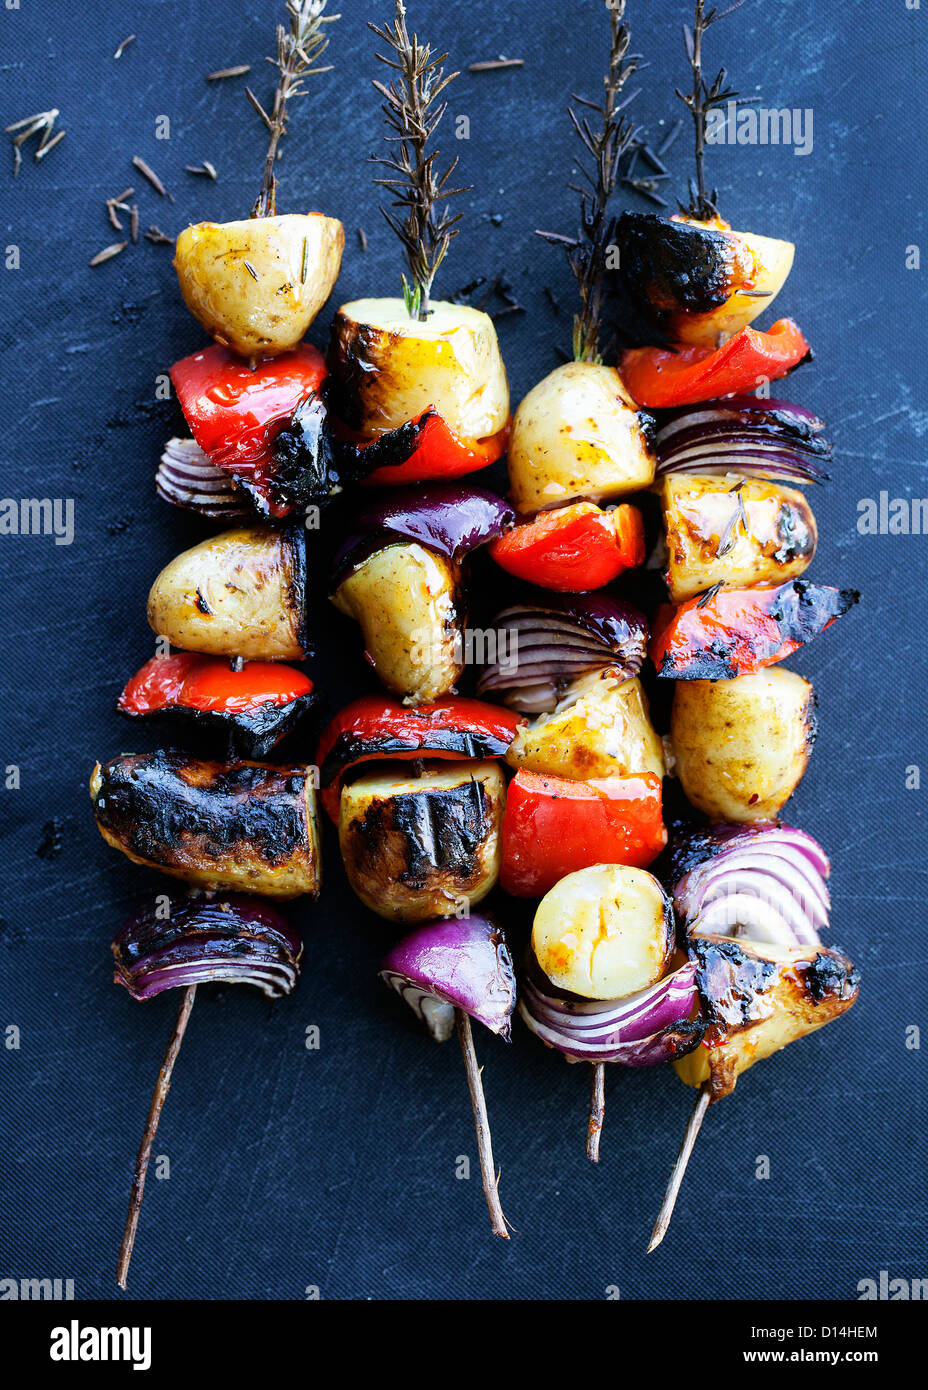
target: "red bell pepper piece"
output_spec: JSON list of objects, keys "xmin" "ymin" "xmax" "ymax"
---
[
  {"xmin": 335, "ymin": 409, "xmax": 510, "ymax": 486},
  {"xmin": 119, "ymin": 653, "xmax": 314, "ymax": 716},
  {"xmin": 489, "ymin": 501, "xmax": 645, "ymax": 592},
  {"xmin": 650, "ymin": 580, "xmax": 859, "ymax": 680},
  {"xmin": 317, "ymin": 694, "xmax": 524, "ymax": 821},
  {"xmin": 620, "ymin": 319, "xmax": 811, "ymax": 408},
  {"xmin": 170, "ymin": 343, "xmax": 328, "ymax": 517},
  {"xmin": 500, "ymin": 769, "xmax": 666, "ymax": 898}
]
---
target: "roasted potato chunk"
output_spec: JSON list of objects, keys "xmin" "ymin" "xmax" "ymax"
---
[
  {"xmin": 532, "ymin": 864, "xmax": 674, "ymax": 1000},
  {"xmin": 173, "ymin": 213, "xmax": 344, "ymax": 358},
  {"xmin": 338, "ymin": 761, "xmax": 505, "ymax": 922},
  {"xmin": 674, "ymin": 936, "xmax": 859, "ymax": 1099},
  {"xmin": 507, "ymin": 362, "xmax": 656, "ymax": 514},
  {"xmin": 332, "ymin": 542, "xmax": 463, "ymax": 704},
  {"xmin": 506, "ymin": 674, "xmax": 665, "ymax": 782},
  {"xmin": 147, "ymin": 525, "xmax": 308, "ymax": 661},
  {"xmin": 90, "ymin": 751, "xmax": 321, "ymax": 899},
  {"xmin": 671, "ymin": 667, "xmax": 815, "ymax": 822},
  {"xmin": 661, "ymin": 473, "xmax": 817, "ymax": 602},
  {"xmin": 329, "ymin": 298, "xmax": 509, "ymax": 440},
  {"xmin": 616, "ymin": 213, "xmax": 795, "ymax": 347}
]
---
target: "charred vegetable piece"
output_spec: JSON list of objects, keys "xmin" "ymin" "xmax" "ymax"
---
[
  {"xmin": 118, "ymin": 653, "xmax": 316, "ymax": 758},
  {"xmin": 338, "ymin": 761, "xmax": 505, "ymax": 923},
  {"xmin": 615, "ymin": 213, "xmax": 794, "ymax": 348},
  {"xmin": 673, "ymin": 936, "xmax": 859, "ymax": 1100},
  {"xmin": 173, "ymin": 212, "xmax": 344, "ymax": 357},
  {"xmin": 380, "ymin": 914, "xmax": 516, "ymax": 1042},
  {"xmin": 670, "ymin": 667, "xmax": 815, "ymax": 823},
  {"xmin": 668, "ymin": 821, "xmax": 831, "ymax": 950},
  {"xmin": 660, "ymin": 473, "xmax": 817, "ymax": 603},
  {"xmin": 90, "ymin": 751, "xmax": 321, "ymax": 899},
  {"xmin": 113, "ymin": 894, "xmax": 303, "ymax": 1000},
  {"xmin": 329, "ymin": 298, "xmax": 510, "ymax": 444},
  {"xmin": 316, "ymin": 694, "xmax": 523, "ymax": 822},
  {"xmin": 507, "ymin": 361, "xmax": 656, "ymax": 514},
  {"xmin": 506, "ymin": 673, "xmax": 665, "ymax": 782},
  {"xmin": 477, "ymin": 593, "xmax": 649, "ymax": 715},
  {"xmin": 169, "ymin": 344, "xmax": 332, "ymax": 519},
  {"xmin": 519, "ymin": 957, "xmax": 703, "ymax": 1067},
  {"xmin": 489, "ymin": 501, "xmax": 644, "ymax": 592},
  {"xmin": 336, "ymin": 408, "xmax": 510, "ymax": 486},
  {"xmin": 500, "ymin": 769, "xmax": 666, "ymax": 898},
  {"xmin": 332, "ymin": 542, "xmax": 463, "ymax": 704},
  {"xmin": 654, "ymin": 396, "xmax": 832, "ymax": 486},
  {"xmin": 651, "ymin": 580, "xmax": 859, "ymax": 680},
  {"xmin": 531, "ymin": 864, "xmax": 675, "ymax": 1001},
  {"xmin": 147, "ymin": 524, "xmax": 308, "ymax": 662},
  {"xmin": 621, "ymin": 319, "xmax": 811, "ymax": 409}
]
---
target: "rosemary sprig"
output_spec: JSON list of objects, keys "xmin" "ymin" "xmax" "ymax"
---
[
  {"xmin": 6, "ymin": 108, "xmax": 65, "ymax": 176},
  {"xmin": 250, "ymin": 0, "xmax": 340, "ymax": 218},
  {"xmin": 677, "ymin": 0, "xmax": 748, "ymax": 221},
  {"xmin": 536, "ymin": 0, "xmax": 640, "ymax": 363},
  {"xmin": 369, "ymin": 0, "xmax": 468, "ymax": 320}
]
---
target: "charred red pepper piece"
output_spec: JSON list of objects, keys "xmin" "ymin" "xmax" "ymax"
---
[
  {"xmin": 650, "ymin": 579, "xmax": 859, "ymax": 680},
  {"xmin": 621, "ymin": 319, "xmax": 811, "ymax": 408},
  {"xmin": 317, "ymin": 694, "xmax": 524, "ymax": 821},
  {"xmin": 335, "ymin": 408, "xmax": 510, "ymax": 486},
  {"xmin": 489, "ymin": 501, "xmax": 645, "ymax": 592},
  {"xmin": 500, "ymin": 769, "xmax": 666, "ymax": 898},
  {"xmin": 170, "ymin": 343, "xmax": 331, "ymax": 518},
  {"xmin": 119, "ymin": 653, "xmax": 316, "ymax": 758}
]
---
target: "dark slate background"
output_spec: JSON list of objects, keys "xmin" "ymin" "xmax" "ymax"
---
[{"xmin": 1, "ymin": 0, "xmax": 926, "ymax": 1302}]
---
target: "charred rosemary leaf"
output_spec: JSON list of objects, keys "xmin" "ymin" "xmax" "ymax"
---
[
  {"xmin": 145, "ymin": 226, "xmax": 174, "ymax": 245},
  {"xmin": 132, "ymin": 155, "xmax": 170, "ymax": 200},
  {"xmin": 369, "ymin": 0, "xmax": 468, "ymax": 320},
  {"xmin": 677, "ymin": 0, "xmax": 749, "ymax": 220},
  {"xmin": 251, "ymin": 0, "xmax": 340, "ymax": 218},
  {"xmin": 536, "ymin": 0, "xmax": 640, "ymax": 362},
  {"xmin": 467, "ymin": 57, "xmax": 524, "ymax": 72}
]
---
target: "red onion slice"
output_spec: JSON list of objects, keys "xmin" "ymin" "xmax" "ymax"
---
[
  {"xmin": 112, "ymin": 895, "xmax": 302, "ymax": 1001},
  {"xmin": 655, "ymin": 397, "xmax": 833, "ymax": 485},
  {"xmin": 156, "ymin": 438, "xmax": 251, "ymax": 521},
  {"xmin": 475, "ymin": 593, "xmax": 648, "ymax": 714},
  {"xmin": 519, "ymin": 961, "xmax": 703, "ymax": 1066},
  {"xmin": 668, "ymin": 822, "xmax": 832, "ymax": 952},
  {"xmin": 380, "ymin": 915, "xmax": 516, "ymax": 1041}
]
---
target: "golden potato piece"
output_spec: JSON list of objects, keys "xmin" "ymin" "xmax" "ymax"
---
[
  {"xmin": 90, "ymin": 751, "xmax": 321, "ymax": 899},
  {"xmin": 661, "ymin": 473, "xmax": 817, "ymax": 602},
  {"xmin": 147, "ymin": 525, "xmax": 307, "ymax": 661},
  {"xmin": 332, "ymin": 542, "xmax": 463, "ymax": 705},
  {"xmin": 507, "ymin": 674, "xmax": 664, "ymax": 782},
  {"xmin": 174, "ymin": 212, "xmax": 344, "ymax": 357},
  {"xmin": 674, "ymin": 936, "xmax": 859, "ymax": 1099},
  {"xmin": 507, "ymin": 361, "xmax": 656, "ymax": 514},
  {"xmin": 532, "ymin": 864, "xmax": 674, "ymax": 1000},
  {"xmin": 330, "ymin": 297, "xmax": 509, "ymax": 440},
  {"xmin": 671, "ymin": 667, "xmax": 815, "ymax": 823},
  {"xmin": 338, "ymin": 761, "xmax": 505, "ymax": 922}
]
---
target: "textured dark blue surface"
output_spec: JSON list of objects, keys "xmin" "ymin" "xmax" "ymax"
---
[{"xmin": 1, "ymin": 0, "xmax": 926, "ymax": 1301}]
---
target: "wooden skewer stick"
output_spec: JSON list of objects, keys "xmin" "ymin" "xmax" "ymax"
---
[
  {"xmin": 586, "ymin": 1062, "xmax": 605, "ymax": 1163},
  {"xmin": 455, "ymin": 1008, "xmax": 509, "ymax": 1239},
  {"xmin": 647, "ymin": 1081, "xmax": 711, "ymax": 1253},
  {"xmin": 117, "ymin": 985, "xmax": 197, "ymax": 1289}
]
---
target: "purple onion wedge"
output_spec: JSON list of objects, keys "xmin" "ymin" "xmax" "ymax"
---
[
  {"xmin": 476, "ymin": 592, "xmax": 649, "ymax": 713},
  {"xmin": 156, "ymin": 438, "xmax": 251, "ymax": 521},
  {"xmin": 113, "ymin": 894, "xmax": 303, "ymax": 1001},
  {"xmin": 380, "ymin": 914, "xmax": 516, "ymax": 1042},
  {"xmin": 655, "ymin": 397, "xmax": 832, "ymax": 485},
  {"xmin": 332, "ymin": 483, "xmax": 514, "ymax": 591},
  {"xmin": 519, "ymin": 959, "xmax": 704, "ymax": 1066},
  {"xmin": 666, "ymin": 822, "xmax": 831, "ymax": 951}
]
